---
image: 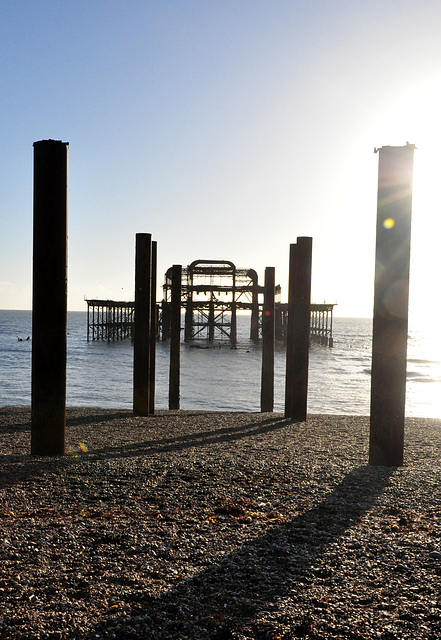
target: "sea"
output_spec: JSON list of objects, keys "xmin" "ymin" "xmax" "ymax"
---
[{"xmin": 1, "ymin": 310, "xmax": 441, "ymax": 418}]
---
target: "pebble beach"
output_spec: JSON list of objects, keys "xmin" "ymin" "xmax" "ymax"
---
[{"xmin": 1, "ymin": 408, "xmax": 441, "ymax": 639}]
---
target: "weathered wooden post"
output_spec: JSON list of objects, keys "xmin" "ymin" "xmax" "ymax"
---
[
  {"xmin": 284, "ymin": 243, "xmax": 296, "ymax": 418},
  {"xmin": 208, "ymin": 298, "xmax": 215, "ymax": 342},
  {"xmin": 369, "ymin": 144, "xmax": 415, "ymax": 466},
  {"xmin": 285, "ymin": 237, "xmax": 312, "ymax": 421},
  {"xmin": 31, "ymin": 139, "xmax": 69, "ymax": 456},
  {"xmin": 161, "ymin": 300, "xmax": 171, "ymax": 341},
  {"xmin": 169, "ymin": 264, "xmax": 182, "ymax": 409},
  {"xmin": 250, "ymin": 270, "xmax": 259, "ymax": 341},
  {"xmin": 133, "ymin": 233, "xmax": 152, "ymax": 416},
  {"xmin": 149, "ymin": 240, "xmax": 157, "ymax": 414},
  {"xmin": 230, "ymin": 301, "xmax": 237, "ymax": 348},
  {"xmin": 261, "ymin": 266, "xmax": 275, "ymax": 412}
]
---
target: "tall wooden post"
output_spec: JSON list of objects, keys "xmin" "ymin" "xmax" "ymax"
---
[
  {"xmin": 208, "ymin": 298, "xmax": 215, "ymax": 342},
  {"xmin": 261, "ymin": 266, "xmax": 275, "ymax": 412},
  {"xmin": 285, "ymin": 237, "xmax": 312, "ymax": 421},
  {"xmin": 250, "ymin": 271, "xmax": 259, "ymax": 341},
  {"xmin": 284, "ymin": 244, "xmax": 296, "ymax": 417},
  {"xmin": 169, "ymin": 264, "xmax": 182, "ymax": 409},
  {"xmin": 133, "ymin": 233, "xmax": 152, "ymax": 416},
  {"xmin": 31, "ymin": 139, "xmax": 69, "ymax": 456},
  {"xmin": 369, "ymin": 144, "xmax": 415, "ymax": 466},
  {"xmin": 149, "ymin": 240, "xmax": 157, "ymax": 414}
]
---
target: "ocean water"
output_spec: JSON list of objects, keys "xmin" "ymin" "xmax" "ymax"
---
[{"xmin": 1, "ymin": 310, "xmax": 440, "ymax": 418}]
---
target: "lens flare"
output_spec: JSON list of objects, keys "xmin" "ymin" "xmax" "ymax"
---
[
  {"xmin": 78, "ymin": 442, "xmax": 88, "ymax": 452},
  {"xmin": 383, "ymin": 218, "xmax": 395, "ymax": 229}
]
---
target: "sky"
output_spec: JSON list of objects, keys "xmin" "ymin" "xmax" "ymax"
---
[{"xmin": 1, "ymin": 1, "xmax": 441, "ymax": 319}]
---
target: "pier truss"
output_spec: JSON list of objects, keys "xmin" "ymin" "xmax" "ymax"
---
[
  {"xmin": 276, "ymin": 302, "xmax": 336, "ymax": 346},
  {"xmin": 162, "ymin": 260, "xmax": 263, "ymax": 344},
  {"xmin": 86, "ymin": 263, "xmax": 335, "ymax": 347},
  {"xmin": 86, "ymin": 300, "xmax": 135, "ymax": 342}
]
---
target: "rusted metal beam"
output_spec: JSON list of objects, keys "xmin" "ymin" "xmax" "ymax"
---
[
  {"xmin": 31, "ymin": 139, "xmax": 69, "ymax": 456},
  {"xmin": 369, "ymin": 144, "xmax": 415, "ymax": 466}
]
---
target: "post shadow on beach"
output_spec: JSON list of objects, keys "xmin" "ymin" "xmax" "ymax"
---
[
  {"xmin": 84, "ymin": 414, "xmax": 293, "ymax": 460},
  {"xmin": 85, "ymin": 464, "xmax": 394, "ymax": 639}
]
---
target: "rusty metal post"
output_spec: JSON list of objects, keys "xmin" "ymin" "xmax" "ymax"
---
[
  {"xmin": 285, "ymin": 237, "xmax": 312, "ymax": 420},
  {"xmin": 169, "ymin": 264, "xmax": 182, "ymax": 409},
  {"xmin": 133, "ymin": 233, "xmax": 152, "ymax": 416},
  {"xmin": 369, "ymin": 144, "xmax": 415, "ymax": 466},
  {"xmin": 261, "ymin": 267, "xmax": 275, "ymax": 412},
  {"xmin": 31, "ymin": 140, "xmax": 69, "ymax": 456},
  {"xmin": 149, "ymin": 240, "xmax": 157, "ymax": 414}
]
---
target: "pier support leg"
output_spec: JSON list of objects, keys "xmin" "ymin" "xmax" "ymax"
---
[
  {"xmin": 208, "ymin": 299, "xmax": 215, "ymax": 342},
  {"xmin": 133, "ymin": 233, "xmax": 152, "ymax": 416},
  {"xmin": 184, "ymin": 299, "xmax": 193, "ymax": 342},
  {"xmin": 250, "ymin": 282, "xmax": 259, "ymax": 341},
  {"xmin": 149, "ymin": 240, "xmax": 157, "ymax": 414},
  {"xmin": 31, "ymin": 139, "xmax": 69, "ymax": 456},
  {"xmin": 230, "ymin": 301, "xmax": 237, "ymax": 348},
  {"xmin": 161, "ymin": 301, "xmax": 171, "ymax": 341},
  {"xmin": 261, "ymin": 267, "xmax": 275, "ymax": 412},
  {"xmin": 369, "ymin": 144, "xmax": 415, "ymax": 466},
  {"xmin": 284, "ymin": 237, "xmax": 312, "ymax": 421},
  {"xmin": 169, "ymin": 265, "xmax": 182, "ymax": 410}
]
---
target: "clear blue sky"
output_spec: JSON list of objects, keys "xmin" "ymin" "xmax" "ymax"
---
[{"xmin": 1, "ymin": 0, "xmax": 441, "ymax": 318}]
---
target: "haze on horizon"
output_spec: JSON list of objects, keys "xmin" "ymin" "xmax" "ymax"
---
[{"xmin": 1, "ymin": 1, "xmax": 441, "ymax": 321}]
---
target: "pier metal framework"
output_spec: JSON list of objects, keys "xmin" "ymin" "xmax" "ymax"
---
[
  {"xmin": 86, "ymin": 263, "xmax": 336, "ymax": 347},
  {"xmin": 276, "ymin": 303, "xmax": 336, "ymax": 346},
  {"xmin": 162, "ymin": 260, "xmax": 263, "ymax": 344},
  {"xmin": 86, "ymin": 299, "xmax": 135, "ymax": 342}
]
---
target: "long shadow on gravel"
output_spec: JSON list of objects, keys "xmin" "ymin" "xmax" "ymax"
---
[
  {"xmin": 88, "ymin": 464, "xmax": 395, "ymax": 640},
  {"xmin": 86, "ymin": 415, "xmax": 291, "ymax": 459}
]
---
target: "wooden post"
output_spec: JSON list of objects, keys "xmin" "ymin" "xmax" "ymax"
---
[
  {"xmin": 161, "ymin": 300, "xmax": 171, "ymax": 341},
  {"xmin": 285, "ymin": 237, "xmax": 312, "ymax": 420},
  {"xmin": 169, "ymin": 264, "xmax": 182, "ymax": 409},
  {"xmin": 230, "ymin": 301, "xmax": 237, "ymax": 348},
  {"xmin": 133, "ymin": 233, "xmax": 152, "ymax": 416},
  {"xmin": 369, "ymin": 144, "xmax": 415, "ymax": 466},
  {"xmin": 261, "ymin": 267, "xmax": 275, "ymax": 412},
  {"xmin": 31, "ymin": 140, "xmax": 68, "ymax": 456},
  {"xmin": 208, "ymin": 298, "xmax": 215, "ymax": 342},
  {"xmin": 284, "ymin": 244, "xmax": 296, "ymax": 417},
  {"xmin": 250, "ymin": 273, "xmax": 259, "ymax": 341},
  {"xmin": 149, "ymin": 240, "xmax": 157, "ymax": 414}
]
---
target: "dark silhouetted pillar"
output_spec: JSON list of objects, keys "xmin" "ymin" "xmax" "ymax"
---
[
  {"xmin": 284, "ymin": 244, "xmax": 296, "ymax": 417},
  {"xmin": 250, "ymin": 270, "xmax": 259, "ymax": 341},
  {"xmin": 31, "ymin": 139, "xmax": 69, "ymax": 456},
  {"xmin": 149, "ymin": 240, "xmax": 157, "ymax": 414},
  {"xmin": 261, "ymin": 266, "xmax": 275, "ymax": 412},
  {"xmin": 169, "ymin": 264, "xmax": 182, "ymax": 409},
  {"xmin": 369, "ymin": 144, "xmax": 415, "ymax": 466},
  {"xmin": 133, "ymin": 233, "xmax": 152, "ymax": 416},
  {"xmin": 285, "ymin": 237, "xmax": 312, "ymax": 421}
]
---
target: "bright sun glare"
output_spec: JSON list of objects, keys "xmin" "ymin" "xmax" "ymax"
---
[{"xmin": 383, "ymin": 78, "xmax": 441, "ymax": 328}]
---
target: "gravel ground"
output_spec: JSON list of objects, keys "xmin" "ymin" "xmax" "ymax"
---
[{"xmin": 1, "ymin": 407, "xmax": 441, "ymax": 639}]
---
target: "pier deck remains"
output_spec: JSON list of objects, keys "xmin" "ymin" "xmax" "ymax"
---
[
  {"xmin": 87, "ymin": 260, "xmax": 335, "ymax": 346},
  {"xmin": 86, "ymin": 299, "xmax": 135, "ymax": 342}
]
